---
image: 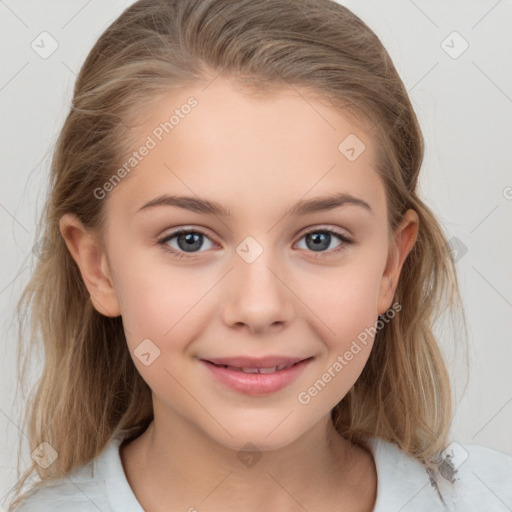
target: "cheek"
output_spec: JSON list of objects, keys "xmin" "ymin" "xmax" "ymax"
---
[
  {"xmin": 115, "ymin": 268, "xmax": 195, "ymax": 392},
  {"xmin": 108, "ymin": 244, "xmax": 174, "ymax": 335},
  {"xmin": 301, "ymin": 253, "xmax": 384, "ymax": 341},
  {"xmin": 112, "ymin": 250, "xmax": 213, "ymax": 373},
  {"xmin": 292, "ymin": 250, "xmax": 385, "ymax": 400}
]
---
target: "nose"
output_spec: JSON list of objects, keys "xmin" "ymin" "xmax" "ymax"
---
[{"xmin": 221, "ymin": 248, "xmax": 295, "ymax": 335}]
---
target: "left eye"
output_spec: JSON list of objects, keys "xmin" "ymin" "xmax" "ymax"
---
[
  {"xmin": 295, "ymin": 229, "xmax": 351, "ymax": 254},
  {"xmin": 156, "ymin": 227, "xmax": 352, "ymax": 259}
]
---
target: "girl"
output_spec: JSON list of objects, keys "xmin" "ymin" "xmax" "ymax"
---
[{"xmin": 7, "ymin": 0, "xmax": 512, "ymax": 510}]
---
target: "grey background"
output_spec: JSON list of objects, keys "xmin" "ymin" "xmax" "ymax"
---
[{"xmin": 1, "ymin": 0, "xmax": 511, "ymax": 508}]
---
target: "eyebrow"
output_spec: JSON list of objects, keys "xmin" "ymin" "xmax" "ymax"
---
[{"xmin": 136, "ymin": 192, "xmax": 373, "ymax": 217}]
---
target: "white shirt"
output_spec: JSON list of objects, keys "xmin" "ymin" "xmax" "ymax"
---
[{"xmin": 12, "ymin": 432, "xmax": 512, "ymax": 511}]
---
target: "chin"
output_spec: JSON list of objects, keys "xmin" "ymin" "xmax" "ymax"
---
[{"xmin": 203, "ymin": 418, "xmax": 308, "ymax": 453}]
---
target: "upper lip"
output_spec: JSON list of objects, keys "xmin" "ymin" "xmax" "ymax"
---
[{"xmin": 201, "ymin": 355, "xmax": 311, "ymax": 369}]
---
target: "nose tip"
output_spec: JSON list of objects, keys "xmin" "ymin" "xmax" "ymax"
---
[{"xmin": 222, "ymin": 259, "xmax": 294, "ymax": 334}]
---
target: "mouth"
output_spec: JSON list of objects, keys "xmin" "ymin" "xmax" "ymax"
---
[
  {"xmin": 199, "ymin": 356, "xmax": 315, "ymax": 395},
  {"xmin": 203, "ymin": 359, "xmax": 308, "ymax": 374}
]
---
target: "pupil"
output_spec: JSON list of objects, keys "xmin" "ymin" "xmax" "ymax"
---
[
  {"xmin": 179, "ymin": 232, "xmax": 202, "ymax": 252},
  {"xmin": 307, "ymin": 232, "xmax": 329, "ymax": 251}
]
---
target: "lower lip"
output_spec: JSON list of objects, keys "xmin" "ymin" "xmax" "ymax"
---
[{"xmin": 200, "ymin": 358, "xmax": 313, "ymax": 396}]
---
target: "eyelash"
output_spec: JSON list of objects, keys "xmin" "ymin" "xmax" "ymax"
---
[{"xmin": 156, "ymin": 226, "xmax": 353, "ymax": 261}]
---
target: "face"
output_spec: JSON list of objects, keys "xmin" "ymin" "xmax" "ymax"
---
[{"xmin": 62, "ymin": 77, "xmax": 418, "ymax": 452}]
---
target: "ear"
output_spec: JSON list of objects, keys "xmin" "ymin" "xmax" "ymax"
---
[
  {"xmin": 59, "ymin": 213, "xmax": 121, "ymax": 317},
  {"xmin": 377, "ymin": 208, "xmax": 419, "ymax": 315}
]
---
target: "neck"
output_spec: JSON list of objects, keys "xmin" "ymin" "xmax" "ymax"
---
[{"xmin": 121, "ymin": 406, "xmax": 377, "ymax": 512}]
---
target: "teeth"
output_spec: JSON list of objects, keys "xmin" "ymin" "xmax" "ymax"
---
[
  {"xmin": 258, "ymin": 367, "xmax": 278, "ymax": 374},
  {"xmin": 240, "ymin": 367, "xmax": 259, "ymax": 374},
  {"xmin": 211, "ymin": 362, "xmax": 299, "ymax": 373},
  {"xmin": 224, "ymin": 364, "xmax": 295, "ymax": 373}
]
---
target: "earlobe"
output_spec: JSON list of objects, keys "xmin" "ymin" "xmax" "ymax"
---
[
  {"xmin": 59, "ymin": 213, "xmax": 121, "ymax": 317},
  {"xmin": 377, "ymin": 209, "xmax": 419, "ymax": 315}
]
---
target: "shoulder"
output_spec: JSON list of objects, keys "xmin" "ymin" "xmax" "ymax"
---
[
  {"xmin": 443, "ymin": 442, "xmax": 512, "ymax": 510},
  {"xmin": 11, "ymin": 461, "xmax": 112, "ymax": 512},
  {"xmin": 12, "ymin": 433, "xmax": 143, "ymax": 512},
  {"xmin": 12, "ymin": 469, "xmax": 107, "ymax": 512},
  {"xmin": 368, "ymin": 437, "xmax": 512, "ymax": 511},
  {"xmin": 12, "ymin": 441, "xmax": 115, "ymax": 512}
]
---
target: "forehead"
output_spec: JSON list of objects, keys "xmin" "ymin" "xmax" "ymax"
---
[{"xmin": 107, "ymin": 78, "xmax": 386, "ymax": 221}]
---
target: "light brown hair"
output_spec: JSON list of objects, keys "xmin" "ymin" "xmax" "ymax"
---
[{"xmin": 8, "ymin": 0, "xmax": 467, "ymax": 508}]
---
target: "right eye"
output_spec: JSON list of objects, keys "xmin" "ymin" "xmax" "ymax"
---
[{"xmin": 156, "ymin": 228, "xmax": 216, "ymax": 259}]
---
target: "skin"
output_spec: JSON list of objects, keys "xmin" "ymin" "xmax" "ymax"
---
[{"xmin": 60, "ymin": 77, "xmax": 418, "ymax": 511}]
